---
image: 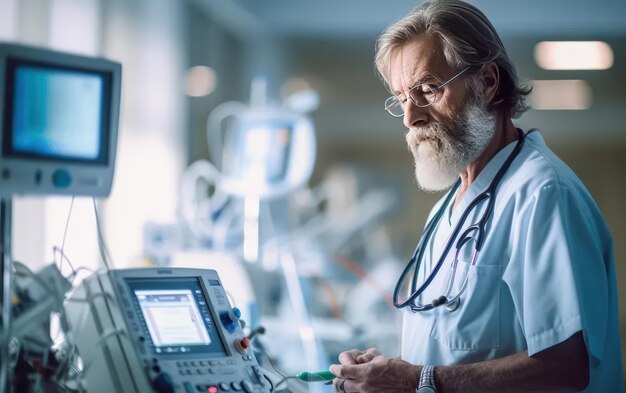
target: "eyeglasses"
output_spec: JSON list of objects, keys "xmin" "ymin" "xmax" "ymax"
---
[{"xmin": 384, "ymin": 66, "xmax": 471, "ymax": 117}]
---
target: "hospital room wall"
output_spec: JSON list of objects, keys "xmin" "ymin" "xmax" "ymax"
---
[{"xmin": 185, "ymin": 6, "xmax": 248, "ymax": 165}]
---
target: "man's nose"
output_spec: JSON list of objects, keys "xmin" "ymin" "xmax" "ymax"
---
[{"xmin": 403, "ymin": 102, "xmax": 429, "ymax": 129}]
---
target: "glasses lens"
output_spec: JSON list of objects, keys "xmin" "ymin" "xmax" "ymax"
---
[
  {"xmin": 409, "ymin": 84, "xmax": 437, "ymax": 107},
  {"xmin": 384, "ymin": 97, "xmax": 404, "ymax": 117}
]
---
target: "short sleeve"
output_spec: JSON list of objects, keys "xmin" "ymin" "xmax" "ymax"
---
[{"xmin": 503, "ymin": 182, "xmax": 609, "ymax": 363}]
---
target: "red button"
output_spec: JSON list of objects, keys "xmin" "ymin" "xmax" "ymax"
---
[
  {"xmin": 241, "ymin": 337, "xmax": 251, "ymax": 349},
  {"xmin": 208, "ymin": 386, "xmax": 218, "ymax": 393}
]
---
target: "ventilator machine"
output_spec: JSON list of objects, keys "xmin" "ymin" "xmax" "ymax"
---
[{"xmin": 65, "ymin": 267, "xmax": 270, "ymax": 393}]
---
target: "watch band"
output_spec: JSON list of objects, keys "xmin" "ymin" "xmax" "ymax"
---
[{"xmin": 416, "ymin": 365, "xmax": 438, "ymax": 392}]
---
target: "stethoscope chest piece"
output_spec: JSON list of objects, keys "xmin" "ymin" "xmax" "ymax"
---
[
  {"xmin": 431, "ymin": 295, "xmax": 461, "ymax": 312},
  {"xmin": 445, "ymin": 297, "xmax": 460, "ymax": 312}
]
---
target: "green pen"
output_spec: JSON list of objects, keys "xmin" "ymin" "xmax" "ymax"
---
[{"xmin": 296, "ymin": 370, "xmax": 336, "ymax": 382}]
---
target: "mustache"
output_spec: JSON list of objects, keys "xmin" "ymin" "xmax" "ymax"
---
[{"xmin": 406, "ymin": 124, "xmax": 450, "ymax": 147}]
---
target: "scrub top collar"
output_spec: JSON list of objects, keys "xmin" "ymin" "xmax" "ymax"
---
[{"xmin": 448, "ymin": 129, "xmax": 538, "ymax": 225}]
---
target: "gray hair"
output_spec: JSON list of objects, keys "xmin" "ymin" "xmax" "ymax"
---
[{"xmin": 375, "ymin": 0, "xmax": 531, "ymax": 118}]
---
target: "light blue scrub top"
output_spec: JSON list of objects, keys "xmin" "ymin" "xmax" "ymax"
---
[{"xmin": 401, "ymin": 131, "xmax": 624, "ymax": 392}]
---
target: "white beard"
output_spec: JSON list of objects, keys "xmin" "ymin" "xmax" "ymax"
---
[{"xmin": 406, "ymin": 99, "xmax": 496, "ymax": 192}]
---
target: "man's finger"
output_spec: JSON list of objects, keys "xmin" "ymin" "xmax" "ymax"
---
[
  {"xmin": 338, "ymin": 349, "xmax": 364, "ymax": 365},
  {"xmin": 332, "ymin": 377, "xmax": 343, "ymax": 393},
  {"xmin": 355, "ymin": 348, "xmax": 381, "ymax": 364},
  {"xmin": 329, "ymin": 364, "xmax": 361, "ymax": 379},
  {"xmin": 329, "ymin": 364, "xmax": 342, "ymax": 378}
]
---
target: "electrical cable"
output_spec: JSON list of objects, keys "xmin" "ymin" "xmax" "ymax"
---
[
  {"xmin": 259, "ymin": 345, "xmax": 287, "ymax": 381},
  {"xmin": 67, "ymin": 267, "xmax": 95, "ymax": 285},
  {"xmin": 91, "ymin": 198, "xmax": 114, "ymax": 271},
  {"xmin": 254, "ymin": 343, "xmax": 309, "ymax": 392},
  {"xmin": 58, "ymin": 197, "xmax": 75, "ymax": 274},
  {"xmin": 54, "ymin": 246, "xmax": 77, "ymax": 278},
  {"xmin": 263, "ymin": 373, "xmax": 274, "ymax": 392}
]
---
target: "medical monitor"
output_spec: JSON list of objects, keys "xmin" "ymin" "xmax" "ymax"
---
[
  {"xmin": 217, "ymin": 107, "xmax": 316, "ymax": 198},
  {"xmin": 64, "ymin": 268, "xmax": 270, "ymax": 393},
  {"xmin": 0, "ymin": 43, "xmax": 121, "ymax": 197}
]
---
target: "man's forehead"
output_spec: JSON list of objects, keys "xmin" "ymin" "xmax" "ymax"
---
[{"xmin": 389, "ymin": 36, "xmax": 451, "ymax": 92}]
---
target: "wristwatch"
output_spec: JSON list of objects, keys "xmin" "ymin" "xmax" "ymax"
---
[{"xmin": 416, "ymin": 365, "xmax": 438, "ymax": 393}]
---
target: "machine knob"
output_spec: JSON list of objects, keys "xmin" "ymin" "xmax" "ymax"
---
[
  {"xmin": 52, "ymin": 169, "xmax": 72, "ymax": 188},
  {"xmin": 152, "ymin": 372, "xmax": 175, "ymax": 393},
  {"xmin": 220, "ymin": 308, "xmax": 242, "ymax": 333},
  {"xmin": 235, "ymin": 337, "xmax": 251, "ymax": 354},
  {"xmin": 221, "ymin": 308, "xmax": 241, "ymax": 323}
]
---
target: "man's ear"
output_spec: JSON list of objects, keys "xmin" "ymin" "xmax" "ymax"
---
[{"xmin": 481, "ymin": 62, "xmax": 499, "ymax": 105}]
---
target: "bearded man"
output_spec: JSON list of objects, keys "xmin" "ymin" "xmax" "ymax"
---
[{"xmin": 329, "ymin": 1, "xmax": 624, "ymax": 392}]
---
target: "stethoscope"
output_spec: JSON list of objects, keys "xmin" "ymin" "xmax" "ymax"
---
[{"xmin": 393, "ymin": 128, "xmax": 529, "ymax": 313}]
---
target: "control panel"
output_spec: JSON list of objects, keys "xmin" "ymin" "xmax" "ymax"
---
[{"xmin": 64, "ymin": 268, "xmax": 270, "ymax": 393}]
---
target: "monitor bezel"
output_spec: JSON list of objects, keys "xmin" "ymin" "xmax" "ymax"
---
[{"xmin": 0, "ymin": 42, "xmax": 122, "ymax": 197}]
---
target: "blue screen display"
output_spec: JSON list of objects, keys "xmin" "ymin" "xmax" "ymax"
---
[
  {"xmin": 125, "ymin": 278, "xmax": 228, "ymax": 357},
  {"xmin": 8, "ymin": 63, "xmax": 107, "ymax": 162}
]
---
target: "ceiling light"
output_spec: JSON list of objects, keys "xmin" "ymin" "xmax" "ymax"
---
[
  {"xmin": 534, "ymin": 41, "xmax": 613, "ymax": 70},
  {"xmin": 531, "ymin": 80, "xmax": 592, "ymax": 110}
]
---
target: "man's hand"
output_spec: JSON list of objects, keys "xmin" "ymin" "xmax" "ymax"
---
[{"xmin": 329, "ymin": 351, "xmax": 420, "ymax": 393}]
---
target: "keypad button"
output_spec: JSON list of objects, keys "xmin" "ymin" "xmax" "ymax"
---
[
  {"xmin": 241, "ymin": 381, "xmax": 254, "ymax": 393},
  {"xmin": 230, "ymin": 381, "xmax": 242, "ymax": 391},
  {"xmin": 183, "ymin": 382, "xmax": 195, "ymax": 393},
  {"xmin": 219, "ymin": 382, "xmax": 231, "ymax": 391}
]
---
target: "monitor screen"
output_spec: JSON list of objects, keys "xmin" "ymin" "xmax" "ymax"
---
[
  {"xmin": 135, "ymin": 289, "xmax": 211, "ymax": 347},
  {"xmin": 126, "ymin": 278, "xmax": 227, "ymax": 357},
  {"xmin": 2, "ymin": 58, "xmax": 111, "ymax": 164},
  {"xmin": 226, "ymin": 119, "xmax": 293, "ymax": 184}
]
